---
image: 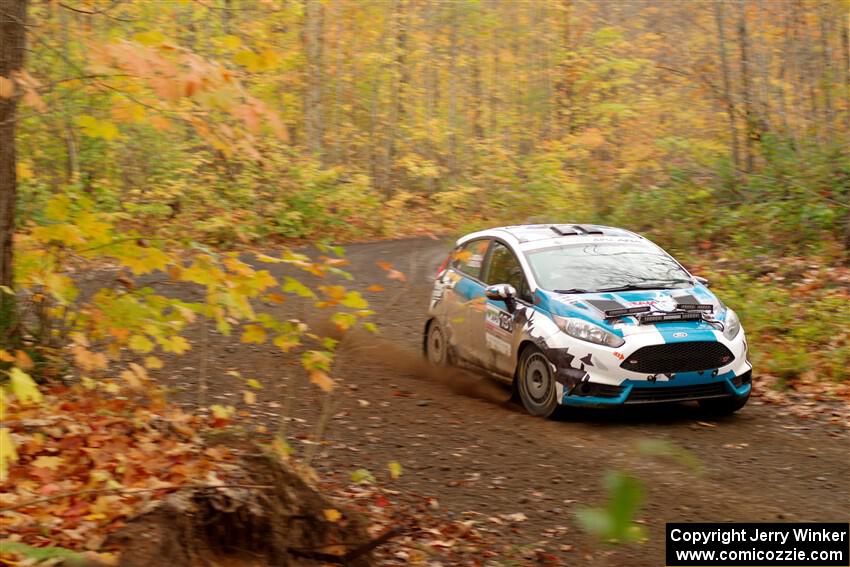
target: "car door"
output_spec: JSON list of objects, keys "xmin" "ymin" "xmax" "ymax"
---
[
  {"xmin": 441, "ymin": 238, "xmax": 491, "ymax": 363},
  {"xmin": 473, "ymin": 240, "xmax": 532, "ymax": 375}
]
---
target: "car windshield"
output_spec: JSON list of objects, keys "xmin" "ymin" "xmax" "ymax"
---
[{"xmin": 525, "ymin": 242, "xmax": 693, "ymax": 293}]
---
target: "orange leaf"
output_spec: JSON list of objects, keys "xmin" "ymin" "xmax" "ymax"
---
[
  {"xmin": 309, "ymin": 370, "xmax": 335, "ymax": 393},
  {"xmin": 366, "ymin": 284, "xmax": 385, "ymax": 292},
  {"xmin": 14, "ymin": 350, "xmax": 33, "ymax": 369},
  {"xmin": 387, "ymin": 269, "xmax": 407, "ymax": 282}
]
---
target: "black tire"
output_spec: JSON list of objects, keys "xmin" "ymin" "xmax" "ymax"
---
[
  {"xmin": 699, "ymin": 393, "xmax": 749, "ymax": 415},
  {"xmin": 425, "ymin": 319, "xmax": 449, "ymax": 366},
  {"xmin": 517, "ymin": 345, "xmax": 560, "ymax": 418}
]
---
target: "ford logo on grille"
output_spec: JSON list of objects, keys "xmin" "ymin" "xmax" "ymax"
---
[{"xmin": 672, "ymin": 332, "xmax": 688, "ymax": 338}]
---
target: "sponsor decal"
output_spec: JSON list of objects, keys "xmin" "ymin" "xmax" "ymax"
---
[
  {"xmin": 654, "ymin": 296, "xmax": 679, "ymax": 312},
  {"xmin": 485, "ymin": 304, "xmax": 514, "ymax": 334},
  {"xmin": 672, "ymin": 331, "xmax": 688, "ymax": 338},
  {"xmin": 613, "ymin": 351, "xmax": 625, "ymax": 361}
]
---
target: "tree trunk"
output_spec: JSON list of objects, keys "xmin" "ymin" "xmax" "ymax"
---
[
  {"xmin": 0, "ymin": 0, "xmax": 27, "ymax": 340},
  {"xmin": 818, "ymin": 3, "xmax": 835, "ymax": 143},
  {"xmin": 471, "ymin": 35, "xmax": 483, "ymax": 141},
  {"xmin": 737, "ymin": 0, "xmax": 755, "ymax": 173},
  {"xmin": 447, "ymin": 2, "xmax": 458, "ymax": 178},
  {"xmin": 713, "ymin": 1, "xmax": 740, "ymax": 179},
  {"xmin": 304, "ymin": 0, "xmax": 323, "ymax": 158},
  {"xmin": 842, "ymin": 8, "xmax": 850, "ymax": 141},
  {"xmin": 386, "ymin": 0, "xmax": 408, "ymax": 186},
  {"xmin": 556, "ymin": 0, "xmax": 574, "ymax": 136}
]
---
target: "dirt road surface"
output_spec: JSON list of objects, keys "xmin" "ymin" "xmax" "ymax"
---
[{"xmin": 124, "ymin": 237, "xmax": 849, "ymax": 565}]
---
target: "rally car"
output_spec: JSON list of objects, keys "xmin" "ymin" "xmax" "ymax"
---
[{"xmin": 423, "ymin": 224, "xmax": 751, "ymax": 417}]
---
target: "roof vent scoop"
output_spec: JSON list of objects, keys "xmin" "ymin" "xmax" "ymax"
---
[
  {"xmin": 550, "ymin": 224, "xmax": 581, "ymax": 236},
  {"xmin": 574, "ymin": 224, "xmax": 604, "ymax": 235}
]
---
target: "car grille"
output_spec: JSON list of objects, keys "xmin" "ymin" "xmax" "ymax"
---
[
  {"xmin": 626, "ymin": 382, "xmax": 729, "ymax": 404},
  {"xmin": 620, "ymin": 341, "xmax": 735, "ymax": 374}
]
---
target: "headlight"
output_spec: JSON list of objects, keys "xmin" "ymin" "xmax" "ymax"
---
[
  {"xmin": 554, "ymin": 316, "xmax": 625, "ymax": 348},
  {"xmin": 723, "ymin": 308, "xmax": 741, "ymax": 340}
]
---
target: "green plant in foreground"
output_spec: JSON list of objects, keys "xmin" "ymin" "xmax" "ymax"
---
[{"xmin": 575, "ymin": 470, "xmax": 647, "ymax": 544}]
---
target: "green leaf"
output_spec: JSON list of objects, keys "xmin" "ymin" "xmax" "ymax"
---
[
  {"xmin": 0, "ymin": 541, "xmax": 85, "ymax": 564},
  {"xmin": 575, "ymin": 471, "xmax": 646, "ymax": 543},
  {"xmin": 637, "ymin": 438, "xmax": 703, "ymax": 473}
]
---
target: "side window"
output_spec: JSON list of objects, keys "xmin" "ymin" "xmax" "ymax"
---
[
  {"xmin": 451, "ymin": 239, "xmax": 490, "ymax": 280},
  {"xmin": 485, "ymin": 242, "xmax": 531, "ymax": 302}
]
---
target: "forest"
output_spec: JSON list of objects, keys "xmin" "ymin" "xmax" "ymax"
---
[{"xmin": 1, "ymin": 0, "xmax": 849, "ymax": 565}]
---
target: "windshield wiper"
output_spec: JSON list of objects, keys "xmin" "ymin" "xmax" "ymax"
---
[
  {"xmin": 554, "ymin": 288, "xmax": 594, "ymax": 294},
  {"xmin": 595, "ymin": 280, "xmax": 693, "ymax": 293}
]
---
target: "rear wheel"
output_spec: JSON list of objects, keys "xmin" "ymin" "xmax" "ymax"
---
[
  {"xmin": 699, "ymin": 393, "xmax": 749, "ymax": 415},
  {"xmin": 517, "ymin": 346, "xmax": 560, "ymax": 418},
  {"xmin": 425, "ymin": 320, "xmax": 449, "ymax": 366}
]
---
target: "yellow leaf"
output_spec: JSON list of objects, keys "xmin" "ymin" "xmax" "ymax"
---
[
  {"xmin": 233, "ymin": 50, "xmax": 260, "ymax": 70},
  {"xmin": 32, "ymin": 455, "xmax": 64, "ymax": 470},
  {"xmin": 8, "ymin": 368, "xmax": 42, "ymax": 405},
  {"xmin": 388, "ymin": 461, "xmax": 403, "ymax": 479},
  {"xmin": 211, "ymin": 404, "xmax": 235, "ymax": 420},
  {"xmin": 0, "ymin": 350, "xmax": 14, "ymax": 362},
  {"xmin": 323, "ymin": 508, "xmax": 342, "ymax": 523},
  {"xmin": 162, "ymin": 335, "xmax": 190, "ymax": 355},
  {"xmin": 144, "ymin": 356, "xmax": 164, "ymax": 369},
  {"xmin": 246, "ymin": 378, "xmax": 263, "ymax": 389},
  {"xmin": 241, "ymin": 324, "xmax": 267, "ymax": 344},
  {"xmin": 341, "ymin": 291, "xmax": 368, "ymax": 309},
  {"xmin": 282, "ymin": 277, "xmax": 316, "ymax": 298},
  {"xmin": 44, "ymin": 195, "xmax": 71, "ymax": 222},
  {"xmin": 0, "ymin": 427, "xmax": 18, "ymax": 482},
  {"xmin": 16, "ymin": 161, "xmax": 33, "ymax": 180},
  {"xmin": 273, "ymin": 334, "xmax": 300, "ymax": 352},
  {"xmin": 221, "ymin": 35, "xmax": 241, "ymax": 49},
  {"xmin": 243, "ymin": 390, "xmax": 256, "ymax": 405},
  {"xmin": 133, "ymin": 30, "xmax": 166, "ymax": 45},
  {"xmin": 128, "ymin": 335, "xmax": 154, "ymax": 354},
  {"xmin": 309, "ymin": 370, "xmax": 335, "ymax": 393},
  {"xmin": 271, "ymin": 435, "xmax": 292, "ymax": 460}
]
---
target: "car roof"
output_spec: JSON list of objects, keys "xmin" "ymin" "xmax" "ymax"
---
[{"xmin": 459, "ymin": 224, "xmax": 645, "ymax": 248}]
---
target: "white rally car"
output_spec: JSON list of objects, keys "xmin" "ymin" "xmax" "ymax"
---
[{"xmin": 424, "ymin": 224, "xmax": 751, "ymax": 417}]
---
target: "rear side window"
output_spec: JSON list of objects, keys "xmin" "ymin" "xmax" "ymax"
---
[{"xmin": 451, "ymin": 239, "xmax": 490, "ymax": 280}]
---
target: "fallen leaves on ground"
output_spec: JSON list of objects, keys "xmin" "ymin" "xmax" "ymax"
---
[{"xmin": 1, "ymin": 384, "xmax": 238, "ymax": 558}]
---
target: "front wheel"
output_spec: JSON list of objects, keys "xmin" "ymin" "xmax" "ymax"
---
[
  {"xmin": 699, "ymin": 393, "xmax": 749, "ymax": 415},
  {"xmin": 517, "ymin": 346, "xmax": 560, "ymax": 418}
]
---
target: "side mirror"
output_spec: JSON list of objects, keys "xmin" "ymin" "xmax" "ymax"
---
[
  {"xmin": 485, "ymin": 283, "xmax": 517, "ymax": 311},
  {"xmin": 693, "ymin": 276, "xmax": 710, "ymax": 287}
]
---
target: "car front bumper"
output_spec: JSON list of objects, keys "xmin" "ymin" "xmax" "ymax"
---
[
  {"xmin": 542, "ymin": 325, "xmax": 752, "ymax": 407},
  {"xmin": 560, "ymin": 369, "xmax": 752, "ymax": 406}
]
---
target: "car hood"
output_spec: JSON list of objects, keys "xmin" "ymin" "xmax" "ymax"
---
[{"xmin": 535, "ymin": 284, "xmax": 726, "ymax": 338}]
